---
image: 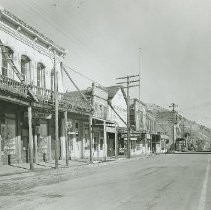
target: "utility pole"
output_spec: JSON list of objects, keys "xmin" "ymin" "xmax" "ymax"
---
[
  {"xmin": 138, "ymin": 48, "xmax": 142, "ymax": 152},
  {"xmin": 64, "ymin": 110, "xmax": 69, "ymax": 166},
  {"xmin": 54, "ymin": 50, "xmax": 59, "ymax": 169},
  {"xmin": 169, "ymin": 103, "xmax": 178, "ymax": 151},
  {"xmin": 116, "ymin": 74, "xmax": 140, "ymax": 158}
]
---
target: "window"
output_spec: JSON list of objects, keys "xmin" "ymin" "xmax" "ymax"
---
[
  {"xmin": 94, "ymin": 137, "xmax": 97, "ymax": 151},
  {"xmin": 1, "ymin": 46, "xmax": 13, "ymax": 78},
  {"xmin": 100, "ymin": 138, "xmax": 103, "ymax": 150},
  {"xmin": 75, "ymin": 122, "xmax": 79, "ymax": 141},
  {"xmin": 21, "ymin": 55, "xmax": 31, "ymax": 84},
  {"xmin": 84, "ymin": 124, "xmax": 90, "ymax": 149},
  {"xmin": 37, "ymin": 63, "xmax": 46, "ymax": 88}
]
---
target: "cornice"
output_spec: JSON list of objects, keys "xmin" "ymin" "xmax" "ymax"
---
[
  {"xmin": 0, "ymin": 22, "xmax": 54, "ymax": 59},
  {"xmin": 0, "ymin": 8, "xmax": 66, "ymax": 56}
]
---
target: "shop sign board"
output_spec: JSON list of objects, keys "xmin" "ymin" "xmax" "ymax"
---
[
  {"xmin": 24, "ymin": 112, "xmax": 52, "ymax": 119},
  {"xmin": 106, "ymin": 126, "xmax": 116, "ymax": 133}
]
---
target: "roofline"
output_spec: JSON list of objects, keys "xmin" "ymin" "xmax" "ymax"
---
[
  {"xmin": 0, "ymin": 7, "xmax": 66, "ymax": 56},
  {"xmin": 131, "ymin": 98, "xmax": 146, "ymax": 106}
]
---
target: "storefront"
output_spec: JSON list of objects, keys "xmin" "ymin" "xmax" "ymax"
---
[
  {"xmin": 0, "ymin": 101, "xmax": 25, "ymax": 165},
  {"xmin": 66, "ymin": 112, "xmax": 90, "ymax": 160},
  {"xmin": 92, "ymin": 123, "xmax": 104, "ymax": 160}
]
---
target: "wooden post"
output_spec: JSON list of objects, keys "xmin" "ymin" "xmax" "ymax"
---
[
  {"xmin": 34, "ymin": 132, "xmax": 38, "ymax": 163},
  {"xmin": 0, "ymin": 134, "xmax": 2, "ymax": 165},
  {"xmin": 126, "ymin": 76, "xmax": 131, "ymax": 158},
  {"xmin": 28, "ymin": 105, "xmax": 34, "ymax": 170},
  {"xmin": 64, "ymin": 111, "xmax": 68, "ymax": 166},
  {"xmin": 145, "ymin": 134, "xmax": 147, "ymax": 154},
  {"xmin": 54, "ymin": 50, "xmax": 59, "ymax": 169},
  {"xmin": 103, "ymin": 121, "xmax": 107, "ymax": 161},
  {"xmin": 89, "ymin": 116, "xmax": 93, "ymax": 163},
  {"xmin": 47, "ymin": 120, "xmax": 52, "ymax": 161},
  {"xmin": 115, "ymin": 130, "xmax": 118, "ymax": 159},
  {"xmin": 17, "ymin": 111, "xmax": 22, "ymax": 163}
]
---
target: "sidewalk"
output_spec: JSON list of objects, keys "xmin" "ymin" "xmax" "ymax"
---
[
  {"xmin": 0, "ymin": 159, "xmax": 90, "ymax": 177},
  {"xmin": 0, "ymin": 154, "xmax": 157, "ymax": 177}
]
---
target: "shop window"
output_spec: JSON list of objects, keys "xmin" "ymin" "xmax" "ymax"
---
[
  {"xmin": 1, "ymin": 116, "xmax": 16, "ymax": 154},
  {"xmin": 84, "ymin": 124, "xmax": 90, "ymax": 149},
  {"xmin": 94, "ymin": 137, "xmax": 97, "ymax": 151},
  {"xmin": 0, "ymin": 121, "xmax": 5, "ymax": 151},
  {"xmin": 100, "ymin": 138, "xmax": 103, "ymax": 150},
  {"xmin": 37, "ymin": 63, "xmax": 46, "ymax": 88},
  {"xmin": 75, "ymin": 122, "xmax": 79, "ymax": 141},
  {"xmin": 21, "ymin": 55, "xmax": 31, "ymax": 84},
  {"xmin": 131, "ymin": 141, "xmax": 136, "ymax": 150},
  {"xmin": 1, "ymin": 46, "xmax": 14, "ymax": 78}
]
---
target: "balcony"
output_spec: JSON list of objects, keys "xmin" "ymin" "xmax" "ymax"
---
[
  {"xmin": 0, "ymin": 75, "xmax": 92, "ymax": 114},
  {"xmin": 0, "ymin": 74, "xmax": 28, "ymax": 98},
  {"xmin": 30, "ymin": 85, "xmax": 54, "ymax": 103}
]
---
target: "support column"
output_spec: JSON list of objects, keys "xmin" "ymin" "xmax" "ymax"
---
[
  {"xmin": 48, "ymin": 136, "xmax": 52, "ymax": 161},
  {"xmin": 60, "ymin": 117, "xmax": 66, "ymax": 160},
  {"xmin": 103, "ymin": 121, "xmax": 107, "ymax": 161},
  {"xmin": 17, "ymin": 111, "xmax": 22, "ymax": 163},
  {"xmin": 47, "ymin": 120, "xmax": 52, "ymax": 161},
  {"xmin": 0, "ymin": 134, "xmax": 2, "ymax": 165},
  {"xmin": 150, "ymin": 136, "xmax": 153, "ymax": 153},
  {"xmin": 89, "ymin": 116, "xmax": 93, "ymax": 163},
  {"xmin": 114, "ymin": 130, "xmax": 118, "ymax": 159},
  {"xmin": 54, "ymin": 50, "xmax": 59, "ymax": 169},
  {"xmin": 64, "ymin": 111, "xmax": 68, "ymax": 166},
  {"xmin": 33, "ymin": 133, "xmax": 38, "ymax": 163},
  {"xmin": 145, "ymin": 134, "xmax": 147, "ymax": 154},
  {"xmin": 81, "ymin": 122, "xmax": 84, "ymax": 159},
  {"xmin": 28, "ymin": 105, "xmax": 34, "ymax": 170}
]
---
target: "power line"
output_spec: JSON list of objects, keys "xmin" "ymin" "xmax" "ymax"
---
[
  {"xmin": 63, "ymin": 64, "xmax": 104, "ymax": 88},
  {"xmin": 116, "ymin": 74, "xmax": 140, "ymax": 159}
]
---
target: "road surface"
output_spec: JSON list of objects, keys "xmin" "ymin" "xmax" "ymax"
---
[{"xmin": 0, "ymin": 154, "xmax": 210, "ymax": 210}]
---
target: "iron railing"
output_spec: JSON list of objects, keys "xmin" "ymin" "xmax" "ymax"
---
[{"xmin": 0, "ymin": 74, "xmax": 28, "ymax": 97}]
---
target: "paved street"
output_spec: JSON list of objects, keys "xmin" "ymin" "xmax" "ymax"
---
[{"xmin": 0, "ymin": 154, "xmax": 210, "ymax": 210}]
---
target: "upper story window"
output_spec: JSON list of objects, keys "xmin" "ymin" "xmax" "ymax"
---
[
  {"xmin": 37, "ymin": 63, "xmax": 46, "ymax": 88},
  {"xmin": 1, "ymin": 46, "xmax": 14, "ymax": 78},
  {"xmin": 21, "ymin": 55, "xmax": 31, "ymax": 84}
]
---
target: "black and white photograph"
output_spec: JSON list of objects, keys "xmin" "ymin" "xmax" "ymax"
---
[{"xmin": 0, "ymin": 0, "xmax": 211, "ymax": 209}]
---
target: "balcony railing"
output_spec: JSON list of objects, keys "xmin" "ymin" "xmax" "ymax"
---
[
  {"xmin": 30, "ymin": 85, "xmax": 54, "ymax": 103},
  {"xmin": 0, "ymin": 75, "xmax": 92, "ymax": 113},
  {"xmin": 0, "ymin": 74, "xmax": 28, "ymax": 98},
  {"xmin": 31, "ymin": 85, "xmax": 65, "ymax": 103}
]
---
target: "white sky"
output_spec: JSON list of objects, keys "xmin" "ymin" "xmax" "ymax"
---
[{"xmin": 1, "ymin": 0, "xmax": 211, "ymax": 127}]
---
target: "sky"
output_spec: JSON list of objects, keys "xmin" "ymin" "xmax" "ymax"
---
[{"xmin": 1, "ymin": 0, "xmax": 211, "ymax": 127}]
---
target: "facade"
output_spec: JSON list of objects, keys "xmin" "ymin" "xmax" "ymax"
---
[
  {"xmin": 130, "ymin": 99, "xmax": 169, "ymax": 154},
  {"xmin": 154, "ymin": 111, "xmax": 181, "ymax": 151},
  {"xmin": 130, "ymin": 99, "xmax": 148, "ymax": 155},
  {"xmin": 65, "ymin": 84, "xmax": 112, "ymax": 161},
  {"xmin": 130, "ymin": 99, "xmax": 160, "ymax": 154},
  {"xmin": 0, "ymin": 7, "xmax": 82, "ymax": 165},
  {"xmin": 65, "ymin": 85, "xmax": 128, "ymax": 160},
  {"xmin": 106, "ymin": 86, "xmax": 127, "ymax": 157}
]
